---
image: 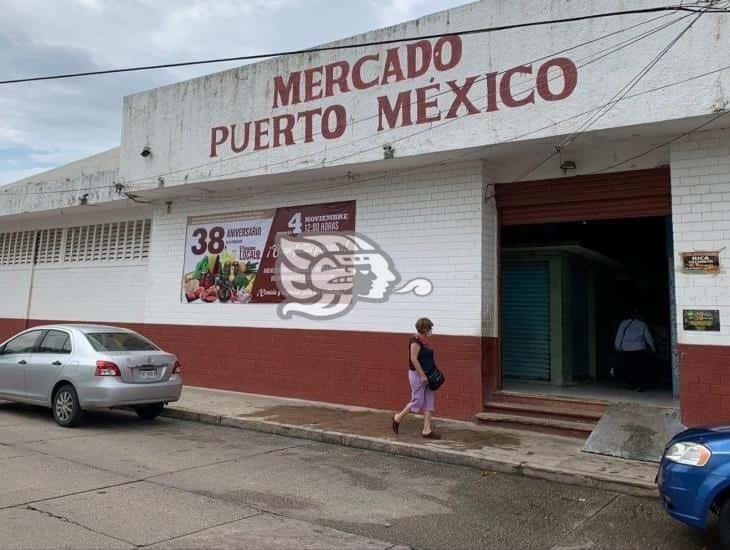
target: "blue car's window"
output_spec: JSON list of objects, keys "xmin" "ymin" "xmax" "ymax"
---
[{"xmin": 86, "ymin": 332, "xmax": 158, "ymax": 352}]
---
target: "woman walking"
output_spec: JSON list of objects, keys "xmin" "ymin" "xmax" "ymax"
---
[{"xmin": 392, "ymin": 317, "xmax": 440, "ymax": 439}]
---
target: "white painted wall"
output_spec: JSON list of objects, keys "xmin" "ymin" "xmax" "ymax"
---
[
  {"xmin": 119, "ymin": 0, "xmax": 730, "ymax": 189},
  {"xmin": 4, "ymin": 148, "xmax": 120, "ymax": 188},
  {"xmin": 143, "ymin": 161, "xmax": 488, "ymax": 336},
  {"xmin": 28, "ymin": 264, "xmax": 149, "ymax": 323},
  {"xmin": 0, "ymin": 266, "xmax": 33, "ymax": 319},
  {"xmin": 671, "ymin": 127, "xmax": 730, "ymax": 346},
  {"xmin": 0, "ymin": 208, "xmax": 153, "ymax": 324},
  {"xmin": 0, "ymin": 148, "xmax": 123, "ymax": 218}
]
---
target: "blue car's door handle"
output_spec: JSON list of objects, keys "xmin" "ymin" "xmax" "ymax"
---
[
  {"xmin": 17, "ymin": 360, "xmax": 26, "ymax": 365},
  {"xmin": 52, "ymin": 361, "xmax": 62, "ymax": 366}
]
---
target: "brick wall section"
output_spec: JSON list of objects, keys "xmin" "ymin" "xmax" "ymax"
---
[
  {"xmin": 671, "ymin": 127, "xmax": 730, "ymax": 425},
  {"xmin": 0, "ymin": 318, "xmax": 485, "ymax": 420},
  {"xmin": 0, "ymin": 318, "xmax": 30, "ymax": 339},
  {"xmin": 679, "ymin": 344, "xmax": 730, "ymax": 426}
]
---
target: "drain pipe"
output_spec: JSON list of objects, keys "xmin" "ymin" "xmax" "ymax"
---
[{"xmin": 23, "ymin": 230, "xmax": 40, "ymax": 330}]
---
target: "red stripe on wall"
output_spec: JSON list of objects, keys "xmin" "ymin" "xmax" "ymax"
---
[
  {"xmin": 0, "ymin": 318, "xmax": 496, "ymax": 420},
  {"xmin": 496, "ymin": 167, "xmax": 671, "ymax": 226},
  {"xmin": 679, "ymin": 343, "xmax": 730, "ymax": 427}
]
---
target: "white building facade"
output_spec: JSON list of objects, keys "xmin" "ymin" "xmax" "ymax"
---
[{"xmin": 1, "ymin": 0, "xmax": 729, "ymax": 423}]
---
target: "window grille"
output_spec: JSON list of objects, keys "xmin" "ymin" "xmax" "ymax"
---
[
  {"xmin": 36, "ymin": 228, "xmax": 63, "ymax": 264},
  {"xmin": 63, "ymin": 219, "xmax": 151, "ymax": 262},
  {"xmin": 0, "ymin": 231, "xmax": 35, "ymax": 265},
  {"xmin": 0, "ymin": 219, "xmax": 151, "ymax": 265}
]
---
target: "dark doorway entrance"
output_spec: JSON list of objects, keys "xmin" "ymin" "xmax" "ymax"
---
[{"xmin": 500, "ymin": 216, "xmax": 673, "ymax": 400}]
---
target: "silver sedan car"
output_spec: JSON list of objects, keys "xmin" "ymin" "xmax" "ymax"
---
[{"xmin": 0, "ymin": 324, "xmax": 182, "ymax": 427}]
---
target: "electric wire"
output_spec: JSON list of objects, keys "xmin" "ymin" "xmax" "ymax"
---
[
  {"xmin": 5, "ymin": 53, "xmax": 728, "ymax": 200},
  {"xmin": 3, "ymin": 4, "xmax": 728, "ymax": 199},
  {"xmin": 591, "ymin": 109, "xmax": 730, "ymax": 174},
  {"xmin": 123, "ymin": 9, "xmax": 679, "ymax": 186},
  {"xmin": 321, "ymin": 12, "xmax": 698, "ymax": 169},
  {"xmin": 147, "ymin": 12, "xmax": 696, "ymax": 189},
  {"xmin": 0, "ymin": 10, "xmax": 680, "ymax": 196},
  {"xmin": 513, "ymin": 9, "xmax": 707, "ymax": 182},
  {"xmin": 0, "ymin": 4, "xmax": 726, "ymax": 86},
  {"xmin": 117, "ymin": 11, "xmax": 693, "ymax": 191}
]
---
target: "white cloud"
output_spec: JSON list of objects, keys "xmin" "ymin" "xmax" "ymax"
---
[{"xmin": 0, "ymin": 0, "xmax": 466, "ymax": 186}]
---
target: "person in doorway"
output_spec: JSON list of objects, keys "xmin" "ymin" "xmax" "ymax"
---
[
  {"xmin": 392, "ymin": 317, "xmax": 440, "ymax": 439},
  {"xmin": 613, "ymin": 309, "xmax": 656, "ymax": 390}
]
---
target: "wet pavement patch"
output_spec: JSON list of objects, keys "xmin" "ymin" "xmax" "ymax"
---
[{"xmin": 239, "ymin": 405, "xmax": 521, "ymax": 450}]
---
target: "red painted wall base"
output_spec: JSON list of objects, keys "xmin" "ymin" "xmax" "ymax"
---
[
  {"xmin": 679, "ymin": 344, "xmax": 730, "ymax": 427},
  {"xmin": 0, "ymin": 318, "xmax": 497, "ymax": 420}
]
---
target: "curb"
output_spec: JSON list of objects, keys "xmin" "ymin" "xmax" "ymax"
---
[{"xmin": 161, "ymin": 406, "xmax": 658, "ymax": 498}]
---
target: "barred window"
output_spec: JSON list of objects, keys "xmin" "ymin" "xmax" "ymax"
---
[
  {"xmin": 36, "ymin": 228, "xmax": 63, "ymax": 264},
  {"xmin": 0, "ymin": 219, "xmax": 151, "ymax": 265},
  {"xmin": 64, "ymin": 219, "xmax": 151, "ymax": 262},
  {"xmin": 0, "ymin": 231, "xmax": 35, "ymax": 265}
]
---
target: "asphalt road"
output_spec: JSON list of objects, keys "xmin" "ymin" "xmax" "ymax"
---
[{"xmin": 0, "ymin": 402, "xmax": 717, "ymax": 549}]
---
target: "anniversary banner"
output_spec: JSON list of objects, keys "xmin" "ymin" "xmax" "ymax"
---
[{"xmin": 181, "ymin": 200, "xmax": 356, "ymax": 304}]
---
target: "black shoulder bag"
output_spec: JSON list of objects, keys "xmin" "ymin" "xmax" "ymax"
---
[{"xmin": 427, "ymin": 365, "xmax": 445, "ymax": 391}]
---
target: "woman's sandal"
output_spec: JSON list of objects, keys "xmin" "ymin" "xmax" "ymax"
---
[
  {"xmin": 392, "ymin": 416, "xmax": 400, "ymax": 434},
  {"xmin": 422, "ymin": 431, "xmax": 441, "ymax": 440}
]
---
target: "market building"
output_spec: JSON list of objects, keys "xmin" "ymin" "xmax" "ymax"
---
[{"xmin": 1, "ymin": 0, "xmax": 729, "ymax": 429}]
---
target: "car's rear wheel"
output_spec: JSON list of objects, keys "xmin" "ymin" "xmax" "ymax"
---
[
  {"xmin": 135, "ymin": 403, "xmax": 165, "ymax": 421},
  {"xmin": 53, "ymin": 384, "xmax": 82, "ymax": 428}
]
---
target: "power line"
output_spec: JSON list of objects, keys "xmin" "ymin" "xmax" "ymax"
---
[
  {"xmin": 111, "ymin": 9, "xmax": 688, "ymax": 192},
  {"xmin": 0, "ymin": 9, "xmax": 683, "ymax": 196},
  {"xmin": 5, "ymin": 57, "xmax": 728, "ymax": 199},
  {"xmin": 155, "ymin": 10, "xmax": 691, "ymax": 191},
  {"xmin": 2, "ymin": 7, "xmax": 727, "ymax": 198},
  {"xmin": 178, "ymin": 106, "xmax": 730, "ymax": 208},
  {"xmin": 513, "ymin": 9, "xmax": 705, "ymax": 182},
  {"xmin": 592, "ymin": 109, "xmax": 730, "ymax": 174},
  {"xmin": 564, "ymin": 11, "xmax": 706, "ymax": 144},
  {"xmin": 0, "ymin": 4, "xmax": 727, "ymax": 86}
]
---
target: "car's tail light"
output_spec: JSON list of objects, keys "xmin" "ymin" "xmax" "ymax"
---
[
  {"xmin": 95, "ymin": 360, "xmax": 121, "ymax": 377},
  {"xmin": 172, "ymin": 361, "xmax": 182, "ymax": 375}
]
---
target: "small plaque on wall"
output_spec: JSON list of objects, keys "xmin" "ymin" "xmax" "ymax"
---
[
  {"xmin": 683, "ymin": 309, "xmax": 721, "ymax": 332},
  {"xmin": 681, "ymin": 252, "xmax": 720, "ymax": 274}
]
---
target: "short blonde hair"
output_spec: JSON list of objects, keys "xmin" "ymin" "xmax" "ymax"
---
[{"xmin": 415, "ymin": 317, "xmax": 433, "ymax": 334}]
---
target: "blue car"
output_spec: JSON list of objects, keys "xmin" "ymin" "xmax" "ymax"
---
[{"xmin": 658, "ymin": 426, "xmax": 730, "ymax": 545}]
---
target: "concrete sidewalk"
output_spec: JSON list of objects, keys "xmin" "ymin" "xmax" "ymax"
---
[{"xmin": 163, "ymin": 386, "xmax": 659, "ymax": 497}]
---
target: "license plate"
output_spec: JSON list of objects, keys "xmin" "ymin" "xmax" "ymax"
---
[{"xmin": 138, "ymin": 368, "xmax": 157, "ymax": 379}]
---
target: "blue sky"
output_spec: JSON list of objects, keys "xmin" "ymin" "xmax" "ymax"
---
[{"xmin": 0, "ymin": 0, "xmax": 468, "ymax": 185}]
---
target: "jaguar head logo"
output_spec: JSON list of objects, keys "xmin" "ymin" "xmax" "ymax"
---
[{"xmin": 275, "ymin": 232, "xmax": 432, "ymax": 320}]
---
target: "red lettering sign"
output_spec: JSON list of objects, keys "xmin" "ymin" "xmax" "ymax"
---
[{"xmin": 208, "ymin": 40, "xmax": 578, "ymax": 158}]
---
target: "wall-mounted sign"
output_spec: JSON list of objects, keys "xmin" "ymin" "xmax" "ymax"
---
[
  {"xmin": 181, "ymin": 200, "xmax": 356, "ymax": 304},
  {"xmin": 207, "ymin": 35, "xmax": 579, "ymax": 158},
  {"xmin": 683, "ymin": 309, "xmax": 721, "ymax": 332},
  {"xmin": 681, "ymin": 252, "xmax": 720, "ymax": 274}
]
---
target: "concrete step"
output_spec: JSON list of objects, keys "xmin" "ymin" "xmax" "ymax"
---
[
  {"xmin": 485, "ymin": 401, "xmax": 603, "ymax": 422},
  {"xmin": 475, "ymin": 411, "xmax": 596, "ymax": 439},
  {"xmin": 492, "ymin": 391, "xmax": 609, "ymax": 416}
]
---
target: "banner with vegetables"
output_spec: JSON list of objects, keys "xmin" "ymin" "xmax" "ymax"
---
[{"xmin": 181, "ymin": 201, "xmax": 356, "ymax": 304}]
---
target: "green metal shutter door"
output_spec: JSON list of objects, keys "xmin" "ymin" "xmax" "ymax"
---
[{"xmin": 502, "ymin": 261, "xmax": 551, "ymax": 381}]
